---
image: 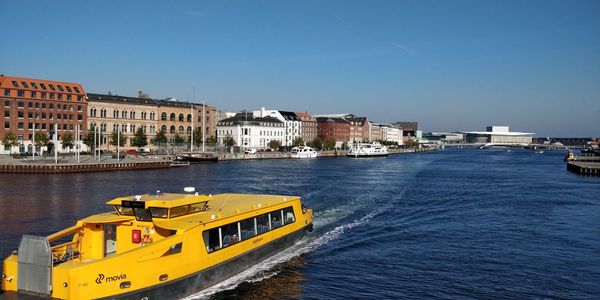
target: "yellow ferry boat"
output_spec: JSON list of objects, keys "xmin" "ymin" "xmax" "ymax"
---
[{"xmin": 1, "ymin": 189, "xmax": 313, "ymax": 299}]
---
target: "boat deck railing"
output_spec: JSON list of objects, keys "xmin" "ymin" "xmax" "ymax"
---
[{"xmin": 51, "ymin": 240, "xmax": 80, "ymax": 265}]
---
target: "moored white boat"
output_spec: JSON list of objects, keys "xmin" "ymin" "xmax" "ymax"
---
[
  {"xmin": 290, "ymin": 146, "xmax": 318, "ymax": 158},
  {"xmin": 347, "ymin": 142, "xmax": 389, "ymax": 157}
]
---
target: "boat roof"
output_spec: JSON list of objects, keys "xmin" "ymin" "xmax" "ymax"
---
[{"xmin": 105, "ymin": 193, "xmax": 300, "ymax": 230}]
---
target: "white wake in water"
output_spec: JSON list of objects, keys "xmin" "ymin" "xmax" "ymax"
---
[{"xmin": 180, "ymin": 206, "xmax": 390, "ymax": 300}]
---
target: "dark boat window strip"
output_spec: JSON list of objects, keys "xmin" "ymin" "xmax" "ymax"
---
[{"xmin": 202, "ymin": 206, "xmax": 296, "ymax": 253}]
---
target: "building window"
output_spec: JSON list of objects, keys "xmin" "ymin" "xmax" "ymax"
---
[
  {"xmin": 187, "ymin": 114, "xmax": 192, "ymax": 122},
  {"xmin": 12, "ymin": 81, "xmax": 18, "ymax": 88},
  {"xmin": 4, "ymin": 122, "xmax": 9, "ymax": 129},
  {"xmin": 49, "ymin": 84, "xmax": 55, "ymax": 91},
  {"xmin": 4, "ymin": 100, "xmax": 9, "ymax": 107},
  {"xmin": 41, "ymin": 93, "xmax": 46, "ymax": 99},
  {"xmin": 4, "ymin": 89, "xmax": 10, "ymax": 96},
  {"xmin": 170, "ymin": 113, "xmax": 176, "ymax": 121},
  {"xmin": 77, "ymin": 105, "xmax": 82, "ymax": 112},
  {"xmin": 73, "ymin": 87, "xmax": 80, "ymax": 93},
  {"xmin": 50, "ymin": 93, "xmax": 56, "ymax": 100},
  {"xmin": 18, "ymin": 123, "xmax": 24, "ymax": 129},
  {"xmin": 65, "ymin": 86, "xmax": 72, "ymax": 92},
  {"xmin": 31, "ymin": 82, "xmax": 38, "ymax": 89},
  {"xmin": 17, "ymin": 90, "xmax": 24, "ymax": 97},
  {"xmin": 122, "ymin": 111, "xmax": 127, "ymax": 118},
  {"xmin": 161, "ymin": 112, "xmax": 167, "ymax": 120},
  {"xmin": 161, "ymin": 125, "xmax": 167, "ymax": 132},
  {"xmin": 57, "ymin": 85, "xmax": 64, "ymax": 92},
  {"xmin": 66, "ymin": 95, "xmax": 71, "ymax": 101},
  {"xmin": 178, "ymin": 126, "xmax": 184, "ymax": 133},
  {"xmin": 17, "ymin": 101, "xmax": 24, "ymax": 108},
  {"xmin": 4, "ymin": 111, "xmax": 9, "ymax": 117},
  {"xmin": 40, "ymin": 83, "xmax": 47, "ymax": 90},
  {"xmin": 170, "ymin": 126, "xmax": 175, "ymax": 134},
  {"xmin": 178, "ymin": 114, "xmax": 184, "ymax": 122},
  {"xmin": 114, "ymin": 110, "xmax": 119, "ymax": 118}
]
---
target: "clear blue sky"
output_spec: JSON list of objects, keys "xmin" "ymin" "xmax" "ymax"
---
[{"xmin": 1, "ymin": 0, "xmax": 599, "ymax": 137}]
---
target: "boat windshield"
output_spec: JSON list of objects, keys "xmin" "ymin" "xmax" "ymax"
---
[{"xmin": 114, "ymin": 205, "xmax": 134, "ymax": 216}]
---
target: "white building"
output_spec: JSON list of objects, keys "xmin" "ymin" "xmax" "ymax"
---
[
  {"xmin": 464, "ymin": 126, "xmax": 534, "ymax": 145},
  {"xmin": 380, "ymin": 124, "xmax": 403, "ymax": 145},
  {"xmin": 217, "ymin": 113, "xmax": 285, "ymax": 149},
  {"xmin": 253, "ymin": 108, "xmax": 302, "ymax": 146}
]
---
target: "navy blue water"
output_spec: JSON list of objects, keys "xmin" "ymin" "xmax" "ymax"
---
[{"xmin": 1, "ymin": 148, "xmax": 599, "ymax": 299}]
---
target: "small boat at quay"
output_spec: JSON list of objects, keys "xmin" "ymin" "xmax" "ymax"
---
[
  {"xmin": 347, "ymin": 142, "xmax": 389, "ymax": 158},
  {"xmin": 1, "ymin": 188, "xmax": 314, "ymax": 299},
  {"xmin": 173, "ymin": 152, "xmax": 218, "ymax": 164},
  {"xmin": 290, "ymin": 146, "xmax": 318, "ymax": 158}
]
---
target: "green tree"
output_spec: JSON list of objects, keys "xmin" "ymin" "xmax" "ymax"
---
[
  {"xmin": 206, "ymin": 136, "xmax": 217, "ymax": 147},
  {"xmin": 153, "ymin": 130, "xmax": 167, "ymax": 147},
  {"xmin": 2, "ymin": 131, "xmax": 19, "ymax": 154},
  {"xmin": 131, "ymin": 127, "xmax": 148, "ymax": 148},
  {"xmin": 323, "ymin": 137, "xmax": 336, "ymax": 150},
  {"xmin": 191, "ymin": 127, "xmax": 203, "ymax": 147},
  {"xmin": 34, "ymin": 131, "xmax": 49, "ymax": 154},
  {"xmin": 61, "ymin": 132, "xmax": 74, "ymax": 150},
  {"xmin": 83, "ymin": 125, "xmax": 97, "ymax": 152},
  {"xmin": 268, "ymin": 140, "xmax": 281, "ymax": 150},
  {"xmin": 172, "ymin": 133, "xmax": 186, "ymax": 146},
  {"xmin": 308, "ymin": 137, "xmax": 323, "ymax": 150},
  {"xmin": 110, "ymin": 131, "xmax": 127, "ymax": 148},
  {"xmin": 223, "ymin": 135, "xmax": 235, "ymax": 149},
  {"xmin": 292, "ymin": 136, "xmax": 305, "ymax": 147}
]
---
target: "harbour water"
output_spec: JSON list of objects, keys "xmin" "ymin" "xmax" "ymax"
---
[{"xmin": 1, "ymin": 148, "xmax": 599, "ymax": 299}]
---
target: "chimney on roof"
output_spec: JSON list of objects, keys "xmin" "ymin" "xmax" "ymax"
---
[{"xmin": 138, "ymin": 91, "xmax": 150, "ymax": 99}]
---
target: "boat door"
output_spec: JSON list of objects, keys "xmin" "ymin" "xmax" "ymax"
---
[{"xmin": 104, "ymin": 224, "xmax": 117, "ymax": 256}]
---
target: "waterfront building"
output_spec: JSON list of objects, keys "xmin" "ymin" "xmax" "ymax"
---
[
  {"xmin": 314, "ymin": 113, "xmax": 370, "ymax": 144},
  {"xmin": 316, "ymin": 117, "xmax": 350, "ymax": 147},
  {"xmin": 252, "ymin": 108, "xmax": 302, "ymax": 146},
  {"xmin": 368, "ymin": 122, "xmax": 382, "ymax": 142},
  {"xmin": 88, "ymin": 93, "xmax": 217, "ymax": 150},
  {"xmin": 216, "ymin": 112, "xmax": 284, "ymax": 149},
  {"xmin": 296, "ymin": 111, "xmax": 318, "ymax": 143},
  {"xmin": 464, "ymin": 126, "xmax": 533, "ymax": 145},
  {"xmin": 0, "ymin": 75, "xmax": 87, "ymax": 154},
  {"xmin": 155, "ymin": 99, "xmax": 216, "ymax": 142},
  {"xmin": 87, "ymin": 93, "xmax": 159, "ymax": 150},
  {"xmin": 392, "ymin": 121, "xmax": 418, "ymax": 141},
  {"xmin": 380, "ymin": 124, "xmax": 403, "ymax": 145}
]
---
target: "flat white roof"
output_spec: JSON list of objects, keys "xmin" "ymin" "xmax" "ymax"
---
[{"xmin": 463, "ymin": 131, "xmax": 534, "ymax": 136}]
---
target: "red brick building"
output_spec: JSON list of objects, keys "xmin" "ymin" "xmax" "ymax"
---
[
  {"xmin": 0, "ymin": 75, "xmax": 87, "ymax": 154},
  {"xmin": 316, "ymin": 117, "xmax": 350, "ymax": 144},
  {"xmin": 296, "ymin": 111, "xmax": 318, "ymax": 143}
]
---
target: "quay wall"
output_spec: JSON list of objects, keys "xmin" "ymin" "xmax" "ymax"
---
[
  {"xmin": 0, "ymin": 161, "xmax": 171, "ymax": 174},
  {"xmin": 567, "ymin": 162, "xmax": 600, "ymax": 176}
]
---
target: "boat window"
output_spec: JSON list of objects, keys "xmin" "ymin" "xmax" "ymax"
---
[
  {"xmin": 114, "ymin": 205, "xmax": 134, "ymax": 216},
  {"xmin": 150, "ymin": 207, "xmax": 168, "ymax": 218},
  {"xmin": 283, "ymin": 207, "xmax": 295, "ymax": 224},
  {"xmin": 240, "ymin": 218, "xmax": 256, "ymax": 240},
  {"xmin": 170, "ymin": 205, "xmax": 189, "ymax": 218},
  {"xmin": 189, "ymin": 202, "xmax": 208, "ymax": 213},
  {"xmin": 203, "ymin": 228, "xmax": 221, "ymax": 252},
  {"xmin": 133, "ymin": 208, "xmax": 153, "ymax": 222},
  {"xmin": 256, "ymin": 214, "xmax": 270, "ymax": 234},
  {"xmin": 271, "ymin": 211, "xmax": 283, "ymax": 229},
  {"xmin": 104, "ymin": 224, "xmax": 117, "ymax": 256},
  {"xmin": 165, "ymin": 242, "xmax": 182, "ymax": 255},
  {"xmin": 221, "ymin": 223, "xmax": 239, "ymax": 247}
]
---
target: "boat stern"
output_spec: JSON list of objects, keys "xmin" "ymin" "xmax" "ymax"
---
[{"xmin": 2, "ymin": 253, "xmax": 18, "ymax": 292}]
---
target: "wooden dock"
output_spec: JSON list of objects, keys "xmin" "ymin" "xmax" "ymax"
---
[{"xmin": 567, "ymin": 161, "xmax": 600, "ymax": 176}]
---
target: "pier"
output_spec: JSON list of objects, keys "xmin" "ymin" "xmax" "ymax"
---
[{"xmin": 567, "ymin": 156, "xmax": 600, "ymax": 176}]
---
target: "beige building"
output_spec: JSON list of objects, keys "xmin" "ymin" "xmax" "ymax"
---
[
  {"xmin": 88, "ymin": 93, "xmax": 217, "ymax": 150},
  {"xmin": 87, "ymin": 93, "xmax": 158, "ymax": 150},
  {"xmin": 156, "ymin": 100, "xmax": 216, "ymax": 141}
]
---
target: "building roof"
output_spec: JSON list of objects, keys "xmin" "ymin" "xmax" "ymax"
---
[
  {"xmin": 0, "ymin": 75, "xmax": 86, "ymax": 95},
  {"xmin": 88, "ymin": 93, "xmax": 210, "ymax": 108},
  {"xmin": 462, "ymin": 131, "xmax": 534, "ymax": 136},
  {"xmin": 279, "ymin": 111, "xmax": 301, "ymax": 121},
  {"xmin": 218, "ymin": 113, "xmax": 283, "ymax": 126},
  {"xmin": 316, "ymin": 117, "xmax": 351, "ymax": 124}
]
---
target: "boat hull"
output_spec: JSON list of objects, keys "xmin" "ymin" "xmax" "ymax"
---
[
  {"xmin": 174, "ymin": 155, "xmax": 218, "ymax": 164},
  {"xmin": 347, "ymin": 153, "xmax": 389, "ymax": 158},
  {"xmin": 103, "ymin": 225, "xmax": 309, "ymax": 300}
]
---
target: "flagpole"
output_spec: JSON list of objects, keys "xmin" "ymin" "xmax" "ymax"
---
[
  {"xmin": 117, "ymin": 126, "xmax": 120, "ymax": 163},
  {"xmin": 32, "ymin": 123, "xmax": 36, "ymax": 160},
  {"xmin": 202, "ymin": 101, "xmax": 205, "ymax": 152}
]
